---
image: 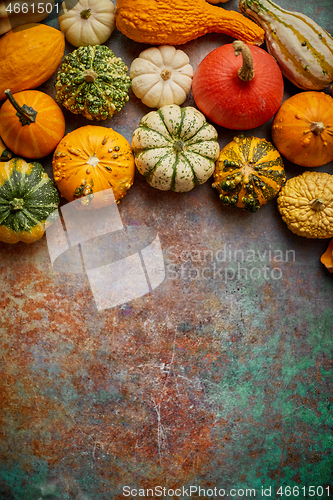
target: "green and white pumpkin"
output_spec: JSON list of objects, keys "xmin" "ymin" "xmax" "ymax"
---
[
  {"xmin": 132, "ymin": 105, "xmax": 220, "ymax": 192},
  {"xmin": 238, "ymin": 0, "xmax": 333, "ymax": 90},
  {"xmin": 0, "ymin": 158, "xmax": 60, "ymax": 244},
  {"xmin": 55, "ymin": 45, "xmax": 131, "ymax": 120}
]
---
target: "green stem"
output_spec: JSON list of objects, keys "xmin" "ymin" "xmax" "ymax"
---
[
  {"xmin": 80, "ymin": 8, "xmax": 91, "ymax": 19},
  {"xmin": 4, "ymin": 89, "xmax": 37, "ymax": 126}
]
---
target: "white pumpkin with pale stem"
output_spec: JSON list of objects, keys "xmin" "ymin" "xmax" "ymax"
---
[
  {"xmin": 129, "ymin": 46, "xmax": 194, "ymax": 109},
  {"xmin": 132, "ymin": 105, "xmax": 220, "ymax": 192},
  {"xmin": 58, "ymin": 0, "xmax": 115, "ymax": 47}
]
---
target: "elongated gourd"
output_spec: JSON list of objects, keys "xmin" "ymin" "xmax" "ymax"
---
[
  {"xmin": 116, "ymin": 0, "xmax": 265, "ymax": 46},
  {"xmin": 238, "ymin": 0, "xmax": 333, "ymax": 90}
]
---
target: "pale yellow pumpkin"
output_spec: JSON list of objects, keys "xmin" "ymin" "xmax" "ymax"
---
[
  {"xmin": 59, "ymin": 0, "xmax": 116, "ymax": 47},
  {"xmin": 129, "ymin": 46, "xmax": 193, "ymax": 109}
]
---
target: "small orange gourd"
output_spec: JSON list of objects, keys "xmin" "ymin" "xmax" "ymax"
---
[
  {"xmin": 321, "ymin": 239, "xmax": 333, "ymax": 273},
  {"xmin": 115, "ymin": 0, "xmax": 265, "ymax": 46},
  {"xmin": 272, "ymin": 91, "xmax": 333, "ymax": 168},
  {"xmin": 52, "ymin": 125, "xmax": 135, "ymax": 208},
  {"xmin": 0, "ymin": 90, "xmax": 66, "ymax": 159}
]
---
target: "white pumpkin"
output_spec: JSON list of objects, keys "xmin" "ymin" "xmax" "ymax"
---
[
  {"xmin": 129, "ymin": 46, "xmax": 194, "ymax": 109},
  {"xmin": 58, "ymin": 0, "xmax": 116, "ymax": 47},
  {"xmin": 132, "ymin": 105, "xmax": 220, "ymax": 193}
]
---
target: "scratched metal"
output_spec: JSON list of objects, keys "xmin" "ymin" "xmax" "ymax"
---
[{"xmin": 0, "ymin": 0, "xmax": 333, "ymax": 499}]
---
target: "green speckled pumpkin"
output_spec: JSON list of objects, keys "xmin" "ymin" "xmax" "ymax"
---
[
  {"xmin": 212, "ymin": 135, "xmax": 286, "ymax": 212},
  {"xmin": 0, "ymin": 158, "xmax": 60, "ymax": 243},
  {"xmin": 132, "ymin": 105, "xmax": 220, "ymax": 192},
  {"xmin": 55, "ymin": 45, "xmax": 131, "ymax": 121}
]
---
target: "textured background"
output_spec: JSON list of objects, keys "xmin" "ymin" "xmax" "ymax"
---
[{"xmin": 0, "ymin": 0, "xmax": 333, "ymax": 499}]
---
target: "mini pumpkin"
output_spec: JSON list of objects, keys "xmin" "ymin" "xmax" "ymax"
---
[
  {"xmin": 192, "ymin": 40, "xmax": 284, "ymax": 130},
  {"xmin": 58, "ymin": 0, "xmax": 116, "ymax": 47},
  {"xmin": 55, "ymin": 45, "xmax": 131, "ymax": 121},
  {"xmin": 0, "ymin": 90, "xmax": 66, "ymax": 159},
  {"xmin": 212, "ymin": 135, "xmax": 286, "ymax": 212},
  {"xmin": 129, "ymin": 45, "xmax": 193, "ymax": 108},
  {"xmin": 0, "ymin": 157, "xmax": 60, "ymax": 244},
  {"xmin": 272, "ymin": 91, "xmax": 333, "ymax": 168},
  {"xmin": 277, "ymin": 171, "xmax": 333, "ymax": 239},
  {"xmin": 132, "ymin": 105, "xmax": 220, "ymax": 192},
  {"xmin": 52, "ymin": 125, "xmax": 135, "ymax": 208}
]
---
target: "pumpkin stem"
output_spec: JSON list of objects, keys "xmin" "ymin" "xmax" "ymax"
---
[
  {"xmin": 310, "ymin": 121, "xmax": 325, "ymax": 135},
  {"xmin": 160, "ymin": 69, "xmax": 172, "ymax": 81},
  {"xmin": 80, "ymin": 8, "xmax": 91, "ymax": 19},
  {"xmin": 10, "ymin": 198, "xmax": 24, "ymax": 210},
  {"xmin": 82, "ymin": 69, "xmax": 99, "ymax": 83},
  {"xmin": 309, "ymin": 198, "xmax": 325, "ymax": 211},
  {"xmin": 4, "ymin": 89, "xmax": 37, "ymax": 126},
  {"xmin": 173, "ymin": 140, "xmax": 185, "ymax": 152},
  {"xmin": 232, "ymin": 40, "xmax": 254, "ymax": 82}
]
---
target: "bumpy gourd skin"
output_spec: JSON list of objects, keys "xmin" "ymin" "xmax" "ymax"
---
[
  {"xmin": 277, "ymin": 171, "xmax": 333, "ymax": 239},
  {"xmin": 55, "ymin": 45, "xmax": 131, "ymax": 120},
  {"xmin": 213, "ymin": 136, "xmax": 286, "ymax": 212},
  {"xmin": 0, "ymin": 158, "xmax": 60, "ymax": 243},
  {"xmin": 116, "ymin": 0, "xmax": 265, "ymax": 46}
]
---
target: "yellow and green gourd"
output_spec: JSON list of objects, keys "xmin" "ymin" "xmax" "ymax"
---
[
  {"xmin": 0, "ymin": 158, "xmax": 60, "ymax": 243},
  {"xmin": 212, "ymin": 135, "xmax": 286, "ymax": 212},
  {"xmin": 55, "ymin": 45, "xmax": 131, "ymax": 120}
]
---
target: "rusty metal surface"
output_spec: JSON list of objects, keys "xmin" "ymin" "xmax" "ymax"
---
[{"xmin": 0, "ymin": 0, "xmax": 333, "ymax": 498}]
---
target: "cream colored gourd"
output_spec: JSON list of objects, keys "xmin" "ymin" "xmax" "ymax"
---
[
  {"xmin": 129, "ymin": 46, "xmax": 194, "ymax": 108},
  {"xmin": 132, "ymin": 105, "xmax": 220, "ymax": 192},
  {"xmin": 238, "ymin": 0, "xmax": 333, "ymax": 90},
  {"xmin": 277, "ymin": 171, "xmax": 333, "ymax": 239},
  {"xmin": 58, "ymin": 0, "xmax": 115, "ymax": 47}
]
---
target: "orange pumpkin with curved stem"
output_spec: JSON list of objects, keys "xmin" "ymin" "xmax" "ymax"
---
[
  {"xmin": 0, "ymin": 90, "xmax": 65, "ymax": 159},
  {"xmin": 52, "ymin": 125, "xmax": 135, "ymax": 208},
  {"xmin": 271, "ymin": 92, "xmax": 333, "ymax": 167}
]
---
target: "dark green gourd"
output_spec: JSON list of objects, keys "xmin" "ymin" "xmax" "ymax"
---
[
  {"xmin": 0, "ymin": 158, "xmax": 60, "ymax": 243},
  {"xmin": 55, "ymin": 45, "xmax": 131, "ymax": 120}
]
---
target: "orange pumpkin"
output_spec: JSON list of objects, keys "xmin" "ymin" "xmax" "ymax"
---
[
  {"xmin": 52, "ymin": 125, "xmax": 135, "ymax": 207},
  {"xmin": 0, "ymin": 90, "xmax": 65, "ymax": 159},
  {"xmin": 320, "ymin": 239, "xmax": 333, "ymax": 273},
  {"xmin": 271, "ymin": 91, "xmax": 333, "ymax": 168}
]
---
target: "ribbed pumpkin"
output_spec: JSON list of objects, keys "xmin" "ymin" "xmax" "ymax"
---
[
  {"xmin": 239, "ymin": 0, "xmax": 333, "ymax": 90},
  {"xmin": 131, "ymin": 105, "xmax": 220, "ymax": 192},
  {"xmin": 0, "ymin": 90, "xmax": 66, "ymax": 159},
  {"xmin": 0, "ymin": 158, "xmax": 60, "ymax": 244},
  {"xmin": 55, "ymin": 45, "xmax": 131, "ymax": 120},
  {"xmin": 212, "ymin": 135, "xmax": 286, "ymax": 212},
  {"xmin": 0, "ymin": 23, "xmax": 65, "ymax": 100},
  {"xmin": 192, "ymin": 40, "xmax": 284, "ymax": 130},
  {"xmin": 271, "ymin": 91, "xmax": 333, "ymax": 168},
  {"xmin": 52, "ymin": 125, "xmax": 135, "ymax": 207}
]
